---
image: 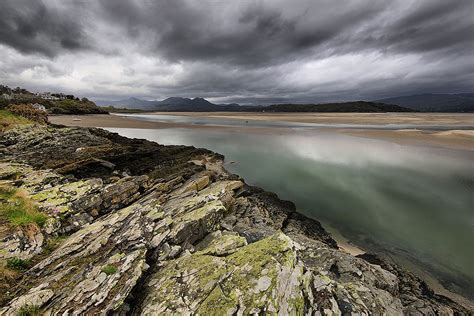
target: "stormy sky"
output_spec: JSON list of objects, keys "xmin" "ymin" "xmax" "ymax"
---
[{"xmin": 0, "ymin": 0, "xmax": 473, "ymax": 104}]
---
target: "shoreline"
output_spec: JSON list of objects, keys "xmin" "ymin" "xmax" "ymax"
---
[{"xmin": 325, "ymin": 224, "xmax": 474, "ymax": 311}]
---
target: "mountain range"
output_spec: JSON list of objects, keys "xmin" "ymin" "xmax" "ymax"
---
[
  {"xmin": 375, "ymin": 93, "xmax": 474, "ymax": 112},
  {"xmin": 95, "ymin": 93, "xmax": 474, "ymax": 112},
  {"xmin": 95, "ymin": 97, "xmax": 241, "ymax": 111}
]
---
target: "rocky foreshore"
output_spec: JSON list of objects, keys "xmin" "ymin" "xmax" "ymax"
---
[{"xmin": 0, "ymin": 123, "xmax": 470, "ymax": 315}]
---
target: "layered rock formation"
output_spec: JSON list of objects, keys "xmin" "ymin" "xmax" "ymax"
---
[{"xmin": 0, "ymin": 124, "xmax": 470, "ymax": 314}]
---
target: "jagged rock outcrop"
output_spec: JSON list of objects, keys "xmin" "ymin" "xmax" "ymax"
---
[{"xmin": 0, "ymin": 124, "xmax": 470, "ymax": 314}]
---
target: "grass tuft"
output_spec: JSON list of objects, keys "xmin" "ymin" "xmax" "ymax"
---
[
  {"xmin": 0, "ymin": 261, "xmax": 20, "ymax": 305},
  {"xmin": 0, "ymin": 185, "xmax": 16, "ymax": 199},
  {"xmin": 101, "ymin": 264, "xmax": 118, "ymax": 275},
  {"xmin": 42, "ymin": 235, "xmax": 67, "ymax": 255},
  {"xmin": 6, "ymin": 257, "xmax": 31, "ymax": 271},
  {"xmin": 16, "ymin": 304, "xmax": 41, "ymax": 316},
  {"xmin": 0, "ymin": 185, "xmax": 47, "ymax": 227}
]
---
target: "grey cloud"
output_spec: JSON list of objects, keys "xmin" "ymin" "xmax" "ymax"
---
[
  {"xmin": 96, "ymin": 0, "xmax": 388, "ymax": 66},
  {"xmin": 91, "ymin": 0, "xmax": 474, "ymax": 67},
  {"xmin": 0, "ymin": 0, "xmax": 89, "ymax": 57},
  {"xmin": 379, "ymin": 0, "xmax": 474, "ymax": 55},
  {"xmin": 0, "ymin": 0, "xmax": 472, "ymax": 103}
]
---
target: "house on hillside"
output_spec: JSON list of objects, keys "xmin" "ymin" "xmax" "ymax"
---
[
  {"xmin": 32, "ymin": 103, "xmax": 47, "ymax": 112},
  {"xmin": 1, "ymin": 93, "xmax": 12, "ymax": 100},
  {"xmin": 52, "ymin": 93, "xmax": 66, "ymax": 100},
  {"xmin": 36, "ymin": 92, "xmax": 60, "ymax": 100}
]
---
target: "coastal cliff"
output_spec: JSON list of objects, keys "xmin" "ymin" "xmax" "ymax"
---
[{"xmin": 0, "ymin": 123, "xmax": 469, "ymax": 315}]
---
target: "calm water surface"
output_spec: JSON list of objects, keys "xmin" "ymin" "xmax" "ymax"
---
[{"xmin": 106, "ymin": 117, "xmax": 474, "ymax": 298}]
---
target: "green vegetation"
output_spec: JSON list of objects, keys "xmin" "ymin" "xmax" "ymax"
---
[
  {"xmin": 0, "ymin": 109, "xmax": 32, "ymax": 131},
  {"xmin": 101, "ymin": 264, "xmax": 118, "ymax": 275},
  {"xmin": 1, "ymin": 84, "xmax": 107, "ymax": 114},
  {"xmin": 262, "ymin": 101, "xmax": 415, "ymax": 112},
  {"xmin": 6, "ymin": 98, "xmax": 106, "ymax": 114},
  {"xmin": 6, "ymin": 104, "xmax": 48, "ymax": 123},
  {"xmin": 0, "ymin": 186, "xmax": 47, "ymax": 227},
  {"xmin": 0, "ymin": 185, "xmax": 16, "ymax": 200},
  {"xmin": 16, "ymin": 304, "xmax": 41, "ymax": 316},
  {"xmin": 43, "ymin": 235, "xmax": 67, "ymax": 255},
  {"xmin": 0, "ymin": 262, "xmax": 19, "ymax": 305},
  {"xmin": 47, "ymin": 99, "xmax": 107, "ymax": 114},
  {"xmin": 6, "ymin": 258, "xmax": 31, "ymax": 271}
]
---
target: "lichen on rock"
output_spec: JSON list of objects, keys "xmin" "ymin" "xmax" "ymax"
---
[{"xmin": 138, "ymin": 233, "xmax": 306, "ymax": 315}]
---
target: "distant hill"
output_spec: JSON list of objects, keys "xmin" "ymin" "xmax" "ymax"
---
[
  {"xmin": 261, "ymin": 101, "xmax": 413, "ymax": 112},
  {"xmin": 376, "ymin": 94, "xmax": 474, "ymax": 112},
  {"xmin": 96, "ymin": 98, "xmax": 413, "ymax": 112},
  {"xmin": 97, "ymin": 97, "xmax": 157, "ymax": 110}
]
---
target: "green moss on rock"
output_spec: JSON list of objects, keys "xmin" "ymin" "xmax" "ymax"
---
[
  {"xmin": 141, "ymin": 233, "xmax": 306, "ymax": 315},
  {"xmin": 30, "ymin": 178, "xmax": 101, "ymax": 215}
]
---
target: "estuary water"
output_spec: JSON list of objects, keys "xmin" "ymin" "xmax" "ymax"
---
[{"xmin": 105, "ymin": 115, "xmax": 474, "ymax": 299}]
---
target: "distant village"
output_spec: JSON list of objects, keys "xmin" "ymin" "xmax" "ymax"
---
[
  {"xmin": 0, "ymin": 84, "xmax": 106, "ymax": 114},
  {"xmin": 1, "ymin": 85, "xmax": 77, "ymax": 101}
]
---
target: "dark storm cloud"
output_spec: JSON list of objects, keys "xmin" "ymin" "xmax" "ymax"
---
[
  {"xmin": 367, "ymin": 0, "xmax": 474, "ymax": 55},
  {"xmin": 0, "ymin": 0, "xmax": 89, "ymax": 57},
  {"xmin": 0, "ymin": 0, "xmax": 472, "ymax": 102},
  {"xmin": 91, "ymin": 0, "xmax": 474, "ymax": 66},
  {"xmin": 96, "ymin": 0, "xmax": 388, "ymax": 66}
]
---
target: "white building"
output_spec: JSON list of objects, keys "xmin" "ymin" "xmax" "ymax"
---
[
  {"xmin": 32, "ymin": 103, "xmax": 47, "ymax": 112},
  {"xmin": 36, "ymin": 92, "xmax": 60, "ymax": 100}
]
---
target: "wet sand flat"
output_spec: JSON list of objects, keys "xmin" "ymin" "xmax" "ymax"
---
[
  {"xmin": 49, "ymin": 113, "xmax": 474, "ymax": 151},
  {"xmin": 49, "ymin": 114, "xmax": 189, "ymax": 129},
  {"xmin": 149, "ymin": 111, "xmax": 474, "ymax": 126},
  {"xmin": 336, "ymin": 128, "xmax": 474, "ymax": 151}
]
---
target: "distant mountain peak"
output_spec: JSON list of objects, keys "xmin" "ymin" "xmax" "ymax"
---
[{"xmin": 163, "ymin": 96, "xmax": 190, "ymax": 101}]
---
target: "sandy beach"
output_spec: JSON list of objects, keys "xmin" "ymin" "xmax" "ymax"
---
[{"xmin": 49, "ymin": 113, "xmax": 474, "ymax": 151}]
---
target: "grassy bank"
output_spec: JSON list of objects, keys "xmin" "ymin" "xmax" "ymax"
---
[{"xmin": 0, "ymin": 109, "xmax": 32, "ymax": 131}]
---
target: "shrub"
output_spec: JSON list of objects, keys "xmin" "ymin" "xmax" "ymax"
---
[
  {"xmin": 0, "ymin": 98, "xmax": 9, "ymax": 109},
  {"xmin": 49, "ymin": 107, "xmax": 68, "ymax": 114},
  {"xmin": 51, "ymin": 99, "xmax": 107, "ymax": 114},
  {"xmin": 6, "ymin": 104, "xmax": 47, "ymax": 123},
  {"xmin": 6, "ymin": 257, "xmax": 31, "ymax": 271}
]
